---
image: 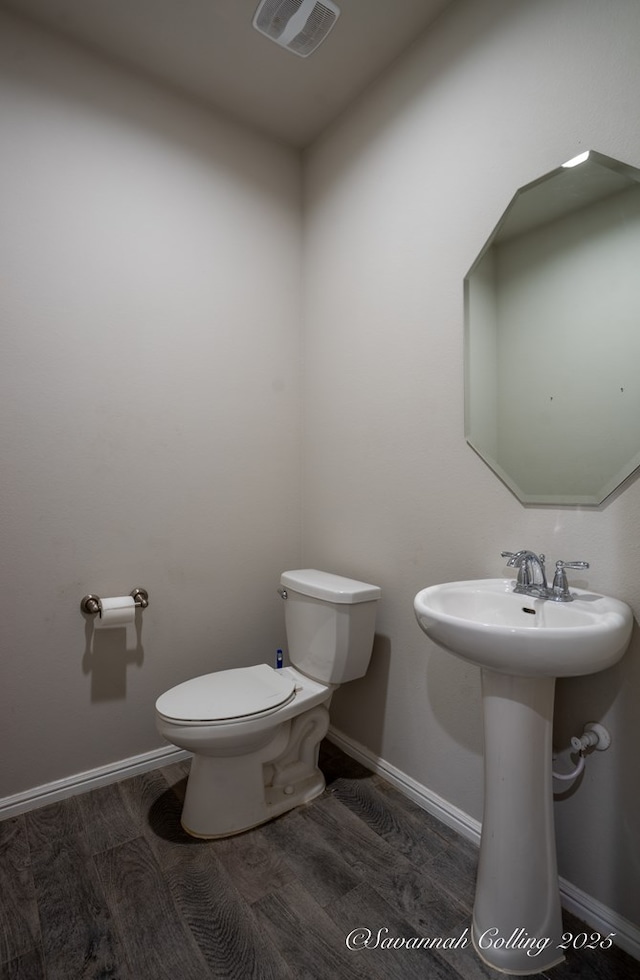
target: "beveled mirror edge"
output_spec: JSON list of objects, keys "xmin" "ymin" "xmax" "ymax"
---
[{"xmin": 465, "ymin": 436, "xmax": 634, "ymax": 507}]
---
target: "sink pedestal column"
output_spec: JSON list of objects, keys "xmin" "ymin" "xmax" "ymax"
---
[{"xmin": 472, "ymin": 669, "xmax": 565, "ymax": 975}]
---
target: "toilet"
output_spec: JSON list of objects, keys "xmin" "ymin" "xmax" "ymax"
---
[{"xmin": 155, "ymin": 569, "xmax": 381, "ymax": 838}]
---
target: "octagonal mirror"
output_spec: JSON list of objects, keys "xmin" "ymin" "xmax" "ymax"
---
[{"xmin": 464, "ymin": 150, "xmax": 640, "ymax": 505}]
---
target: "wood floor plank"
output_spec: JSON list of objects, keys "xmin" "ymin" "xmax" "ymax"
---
[
  {"xmin": 25, "ymin": 794, "xmax": 88, "ymax": 851},
  {"xmin": 425, "ymin": 835, "xmax": 478, "ymax": 913},
  {"xmin": 25, "ymin": 798, "xmax": 129, "ymax": 980},
  {"xmin": 327, "ymin": 770, "xmax": 452, "ymax": 867},
  {"xmin": 258, "ymin": 806, "xmax": 363, "ymax": 909},
  {"xmin": 214, "ymin": 824, "xmax": 298, "ymax": 905},
  {"xmin": 254, "ymin": 877, "xmax": 383, "ymax": 980},
  {"xmin": 0, "ymin": 816, "xmax": 41, "ymax": 965},
  {"xmin": 1, "ymin": 945, "xmax": 46, "ymax": 980},
  {"xmin": 94, "ymin": 835, "xmax": 211, "ymax": 980},
  {"xmin": 161, "ymin": 845, "xmax": 294, "ymax": 980},
  {"xmin": 299, "ymin": 791, "xmax": 410, "ymax": 879},
  {"xmin": 76, "ymin": 783, "xmax": 140, "ymax": 855},
  {"xmin": 300, "ymin": 793, "xmax": 468, "ymax": 935},
  {"xmin": 327, "ymin": 880, "xmax": 465, "ymax": 980},
  {"xmin": 118, "ymin": 768, "xmax": 189, "ymax": 846},
  {"xmin": 372, "ymin": 774, "xmax": 467, "ymax": 846}
]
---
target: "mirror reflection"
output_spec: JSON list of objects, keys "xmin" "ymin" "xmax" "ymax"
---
[{"xmin": 464, "ymin": 150, "xmax": 640, "ymax": 505}]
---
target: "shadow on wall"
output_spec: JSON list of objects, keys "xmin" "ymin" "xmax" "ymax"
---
[
  {"xmin": 81, "ymin": 616, "xmax": 144, "ymax": 701},
  {"xmin": 553, "ymin": 621, "xmax": 640, "ymax": 922},
  {"xmin": 426, "ymin": 649, "xmax": 484, "ymax": 754},
  {"xmin": 614, "ymin": 624, "xmax": 640, "ymax": 921},
  {"xmin": 552, "ymin": 629, "xmax": 630, "ymax": 789},
  {"xmin": 332, "ymin": 633, "xmax": 485, "ymax": 761},
  {"xmin": 329, "ymin": 633, "xmax": 391, "ymax": 757}
]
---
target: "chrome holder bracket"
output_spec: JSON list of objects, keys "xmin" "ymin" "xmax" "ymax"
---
[{"xmin": 80, "ymin": 588, "xmax": 149, "ymax": 615}]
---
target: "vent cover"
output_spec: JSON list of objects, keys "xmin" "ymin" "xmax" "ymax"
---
[{"xmin": 253, "ymin": 0, "xmax": 340, "ymax": 58}]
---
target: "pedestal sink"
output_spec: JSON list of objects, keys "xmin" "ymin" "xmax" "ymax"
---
[{"xmin": 414, "ymin": 578, "xmax": 633, "ymax": 975}]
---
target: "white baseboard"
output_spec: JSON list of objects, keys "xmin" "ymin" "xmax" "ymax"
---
[
  {"xmin": 558, "ymin": 878, "xmax": 640, "ymax": 964},
  {"xmin": 327, "ymin": 726, "xmax": 640, "ymax": 963},
  {"xmin": 0, "ymin": 745, "xmax": 191, "ymax": 820}
]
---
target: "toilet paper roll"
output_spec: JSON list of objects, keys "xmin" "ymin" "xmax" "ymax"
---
[{"xmin": 96, "ymin": 595, "xmax": 136, "ymax": 629}]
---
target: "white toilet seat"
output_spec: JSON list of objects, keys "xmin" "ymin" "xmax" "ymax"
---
[{"xmin": 156, "ymin": 663, "xmax": 296, "ymax": 723}]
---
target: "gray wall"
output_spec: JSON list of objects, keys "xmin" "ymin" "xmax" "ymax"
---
[
  {"xmin": 0, "ymin": 12, "xmax": 302, "ymax": 795},
  {"xmin": 303, "ymin": 0, "xmax": 640, "ymax": 927}
]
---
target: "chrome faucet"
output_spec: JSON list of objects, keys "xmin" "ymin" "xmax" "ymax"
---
[
  {"xmin": 501, "ymin": 550, "xmax": 548, "ymax": 597},
  {"xmin": 501, "ymin": 551, "xmax": 589, "ymax": 602}
]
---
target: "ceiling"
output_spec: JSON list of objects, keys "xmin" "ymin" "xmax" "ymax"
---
[{"xmin": 1, "ymin": 0, "xmax": 453, "ymax": 147}]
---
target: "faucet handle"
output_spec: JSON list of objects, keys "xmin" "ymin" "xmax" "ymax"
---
[
  {"xmin": 552, "ymin": 560, "xmax": 590, "ymax": 599},
  {"xmin": 501, "ymin": 550, "xmax": 529, "ymax": 586},
  {"xmin": 501, "ymin": 550, "xmax": 531, "ymax": 562},
  {"xmin": 500, "ymin": 550, "xmax": 544, "ymax": 562}
]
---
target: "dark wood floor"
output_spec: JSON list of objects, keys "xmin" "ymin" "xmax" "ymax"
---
[{"xmin": 1, "ymin": 740, "xmax": 637, "ymax": 979}]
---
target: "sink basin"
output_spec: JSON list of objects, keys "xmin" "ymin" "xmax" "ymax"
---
[{"xmin": 414, "ymin": 577, "xmax": 633, "ymax": 677}]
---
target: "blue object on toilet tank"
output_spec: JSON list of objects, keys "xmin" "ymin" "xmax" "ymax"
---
[{"xmin": 276, "ymin": 648, "xmax": 283, "ymax": 669}]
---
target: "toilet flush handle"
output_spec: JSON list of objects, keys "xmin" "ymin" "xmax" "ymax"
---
[{"xmin": 277, "ymin": 586, "xmax": 288, "ymax": 600}]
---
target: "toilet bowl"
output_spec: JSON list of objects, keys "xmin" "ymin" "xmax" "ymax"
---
[{"xmin": 155, "ymin": 569, "xmax": 381, "ymax": 838}]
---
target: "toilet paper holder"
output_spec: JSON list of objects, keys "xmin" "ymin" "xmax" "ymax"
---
[{"xmin": 80, "ymin": 588, "xmax": 149, "ymax": 615}]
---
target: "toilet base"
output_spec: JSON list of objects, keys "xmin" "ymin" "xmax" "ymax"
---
[
  {"xmin": 182, "ymin": 770, "xmax": 326, "ymax": 839},
  {"xmin": 180, "ymin": 704, "xmax": 330, "ymax": 838}
]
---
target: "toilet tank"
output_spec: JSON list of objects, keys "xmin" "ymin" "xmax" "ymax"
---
[{"xmin": 280, "ymin": 570, "xmax": 381, "ymax": 684}]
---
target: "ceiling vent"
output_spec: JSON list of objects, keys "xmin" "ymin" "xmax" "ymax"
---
[{"xmin": 253, "ymin": 0, "xmax": 341, "ymax": 58}]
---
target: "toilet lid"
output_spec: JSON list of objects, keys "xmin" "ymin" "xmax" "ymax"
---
[{"xmin": 156, "ymin": 663, "xmax": 295, "ymax": 722}]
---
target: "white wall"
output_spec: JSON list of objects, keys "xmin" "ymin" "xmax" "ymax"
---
[
  {"xmin": 0, "ymin": 12, "xmax": 302, "ymax": 796},
  {"xmin": 303, "ymin": 0, "xmax": 640, "ymax": 926}
]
